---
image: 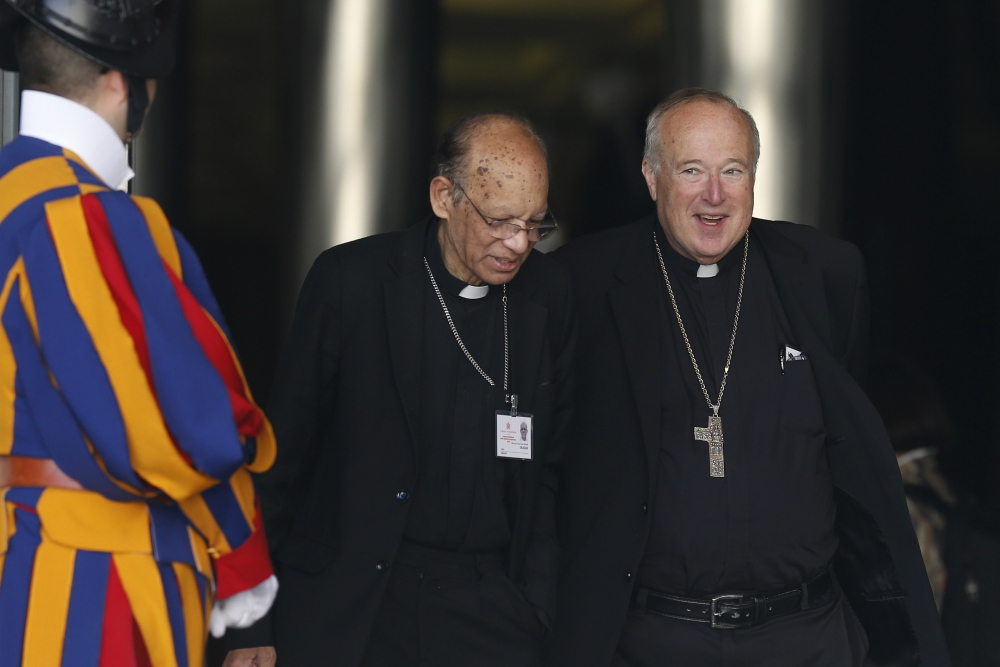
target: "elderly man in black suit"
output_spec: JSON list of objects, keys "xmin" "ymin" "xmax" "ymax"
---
[
  {"xmin": 547, "ymin": 88, "xmax": 949, "ymax": 666},
  {"xmin": 234, "ymin": 113, "xmax": 574, "ymax": 666}
]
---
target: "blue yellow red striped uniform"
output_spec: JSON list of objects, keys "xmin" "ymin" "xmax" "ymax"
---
[{"xmin": 0, "ymin": 135, "xmax": 277, "ymax": 667}]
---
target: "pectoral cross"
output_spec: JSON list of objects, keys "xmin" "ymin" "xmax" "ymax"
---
[{"xmin": 694, "ymin": 414, "xmax": 725, "ymax": 477}]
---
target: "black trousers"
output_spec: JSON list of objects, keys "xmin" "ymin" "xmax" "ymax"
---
[
  {"xmin": 359, "ymin": 542, "xmax": 544, "ymax": 667},
  {"xmin": 612, "ymin": 584, "xmax": 869, "ymax": 667}
]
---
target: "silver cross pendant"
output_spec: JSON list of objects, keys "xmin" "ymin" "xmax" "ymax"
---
[{"xmin": 694, "ymin": 415, "xmax": 725, "ymax": 477}]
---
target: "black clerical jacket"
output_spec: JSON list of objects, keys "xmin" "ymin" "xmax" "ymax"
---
[
  {"xmin": 254, "ymin": 219, "xmax": 574, "ymax": 666},
  {"xmin": 546, "ymin": 217, "xmax": 950, "ymax": 667}
]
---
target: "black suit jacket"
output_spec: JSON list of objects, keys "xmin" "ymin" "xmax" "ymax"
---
[
  {"xmin": 254, "ymin": 218, "xmax": 574, "ymax": 665},
  {"xmin": 546, "ymin": 217, "xmax": 950, "ymax": 667}
]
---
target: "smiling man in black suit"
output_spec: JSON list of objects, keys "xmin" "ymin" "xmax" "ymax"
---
[{"xmin": 546, "ymin": 88, "xmax": 949, "ymax": 667}]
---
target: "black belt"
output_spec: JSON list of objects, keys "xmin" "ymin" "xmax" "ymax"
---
[{"xmin": 630, "ymin": 568, "xmax": 833, "ymax": 629}]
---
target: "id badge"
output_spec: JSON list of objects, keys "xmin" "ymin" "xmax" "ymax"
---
[{"xmin": 496, "ymin": 411, "xmax": 533, "ymax": 460}]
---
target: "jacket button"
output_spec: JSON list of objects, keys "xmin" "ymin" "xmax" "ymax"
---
[
  {"xmin": 396, "ymin": 490, "xmax": 409, "ymax": 502},
  {"xmin": 376, "ymin": 560, "xmax": 388, "ymax": 572},
  {"xmin": 641, "ymin": 503, "xmax": 648, "ymax": 514},
  {"xmin": 625, "ymin": 569, "xmax": 633, "ymax": 581}
]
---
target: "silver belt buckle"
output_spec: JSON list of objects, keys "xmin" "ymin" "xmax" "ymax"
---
[{"xmin": 710, "ymin": 594, "xmax": 745, "ymax": 629}]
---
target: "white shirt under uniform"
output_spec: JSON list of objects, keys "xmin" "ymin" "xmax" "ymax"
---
[{"xmin": 19, "ymin": 90, "xmax": 134, "ymax": 191}]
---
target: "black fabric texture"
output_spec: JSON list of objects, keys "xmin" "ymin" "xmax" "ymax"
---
[
  {"xmin": 639, "ymin": 227, "xmax": 837, "ymax": 598},
  {"xmin": 831, "ymin": 486, "xmax": 918, "ymax": 666},
  {"xmin": 359, "ymin": 542, "xmax": 543, "ymax": 667},
  {"xmin": 403, "ymin": 221, "xmax": 511, "ymax": 552}
]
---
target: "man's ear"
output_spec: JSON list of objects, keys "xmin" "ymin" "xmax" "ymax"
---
[
  {"xmin": 97, "ymin": 69, "xmax": 129, "ymax": 106},
  {"xmin": 641, "ymin": 159, "xmax": 658, "ymax": 201},
  {"xmin": 81, "ymin": 69, "xmax": 131, "ymax": 140},
  {"xmin": 429, "ymin": 176, "xmax": 455, "ymax": 220}
]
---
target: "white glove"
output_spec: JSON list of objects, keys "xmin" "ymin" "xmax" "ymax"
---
[{"xmin": 209, "ymin": 575, "xmax": 278, "ymax": 639}]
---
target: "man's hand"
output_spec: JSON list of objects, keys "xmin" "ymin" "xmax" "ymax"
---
[{"xmin": 221, "ymin": 647, "xmax": 276, "ymax": 667}]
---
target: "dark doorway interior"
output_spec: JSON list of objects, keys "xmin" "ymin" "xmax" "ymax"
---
[
  {"xmin": 840, "ymin": 0, "xmax": 1000, "ymax": 502},
  {"xmin": 437, "ymin": 0, "xmax": 666, "ymax": 246}
]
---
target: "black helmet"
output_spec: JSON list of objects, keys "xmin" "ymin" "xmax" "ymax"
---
[{"xmin": 0, "ymin": 0, "xmax": 177, "ymax": 77}]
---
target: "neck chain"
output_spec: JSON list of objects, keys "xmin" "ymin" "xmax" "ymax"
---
[
  {"xmin": 653, "ymin": 230, "xmax": 749, "ymax": 477},
  {"xmin": 423, "ymin": 257, "xmax": 514, "ymax": 408}
]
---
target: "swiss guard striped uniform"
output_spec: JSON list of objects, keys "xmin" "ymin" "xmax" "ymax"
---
[{"xmin": 0, "ymin": 131, "xmax": 276, "ymax": 667}]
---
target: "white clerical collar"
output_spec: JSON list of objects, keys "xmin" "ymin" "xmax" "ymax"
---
[
  {"xmin": 19, "ymin": 90, "xmax": 134, "ymax": 192},
  {"xmin": 697, "ymin": 263, "xmax": 719, "ymax": 278},
  {"xmin": 459, "ymin": 284, "xmax": 489, "ymax": 299}
]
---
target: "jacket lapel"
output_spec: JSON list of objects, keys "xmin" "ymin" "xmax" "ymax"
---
[
  {"xmin": 609, "ymin": 219, "xmax": 663, "ymax": 491},
  {"xmin": 753, "ymin": 222, "xmax": 939, "ymax": 639},
  {"xmin": 754, "ymin": 220, "xmax": 899, "ymax": 497},
  {"xmin": 383, "ymin": 220, "xmax": 551, "ymax": 462},
  {"xmin": 504, "ymin": 268, "xmax": 550, "ymax": 559},
  {"xmin": 507, "ymin": 266, "xmax": 549, "ymax": 406},
  {"xmin": 753, "ymin": 220, "xmax": 833, "ymax": 353},
  {"xmin": 384, "ymin": 220, "xmax": 432, "ymax": 452}
]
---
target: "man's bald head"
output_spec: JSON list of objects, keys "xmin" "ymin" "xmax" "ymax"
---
[
  {"xmin": 644, "ymin": 88, "xmax": 760, "ymax": 173},
  {"xmin": 432, "ymin": 112, "xmax": 549, "ymax": 204},
  {"xmin": 428, "ymin": 112, "xmax": 551, "ymax": 286}
]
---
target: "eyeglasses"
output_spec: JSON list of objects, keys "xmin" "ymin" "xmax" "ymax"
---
[{"xmin": 454, "ymin": 184, "xmax": 559, "ymax": 242}]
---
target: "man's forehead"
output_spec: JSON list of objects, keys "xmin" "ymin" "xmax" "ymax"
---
[
  {"xmin": 664, "ymin": 101, "xmax": 747, "ymax": 134},
  {"xmin": 465, "ymin": 132, "xmax": 547, "ymax": 200},
  {"xmin": 658, "ymin": 101, "xmax": 753, "ymax": 159},
  {"xmin": 466, "ymin": 125, "xmax": 546, "ymax": 168}
]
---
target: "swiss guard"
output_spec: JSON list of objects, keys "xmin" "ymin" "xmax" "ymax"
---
[{"xmin": 0, "ymin": 1, "xmax": 278, "ymax": 666}]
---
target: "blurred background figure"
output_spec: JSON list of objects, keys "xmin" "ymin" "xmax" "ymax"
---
[
  {"xmin": 3, "ymin": 0, "xmax": 995, "ymax": 662},
  {"xmin": 868, "ymin": 361, "xmax": 958, "ymax": 611},
  {"xmin": 870, "ymin": 360, "xmax": 1000, "ymax": 666}
]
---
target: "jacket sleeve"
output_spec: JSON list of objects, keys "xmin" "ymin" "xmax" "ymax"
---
[
  {"xmin": 219, "ymin": 251, "xmax": 345, "ymax": 650},
  {"xmin": 179, "ymin": 469, "xmax": 275, "ymax": 599},
  {"xmin": 0, "ymin": 257, "xmax": 28, "ymax": 459},
  {"xmin": 4, "ymin": 192, "xmax": 277, "ymax": 601},
  {"xmin": 152, "ymin": 225, "xmax": 276, "ymax": 601},
  {"xmin": 254, "ymin": 250, "xmax": 342, "ymax": 553},
  {"xmin": 522, "ymin": 276, "xmax": 577, "ymax": 626}
]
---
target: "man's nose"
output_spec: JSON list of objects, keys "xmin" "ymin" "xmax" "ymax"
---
[
  {"xmin": 704, "ymin": 174, "xmax": 725, "ymax": 206},
  {"xmin": 502, "ymin": 229, "xmax": 531, "ymax": 254}
]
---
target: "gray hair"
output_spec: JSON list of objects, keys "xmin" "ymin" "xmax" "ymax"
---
[
  {"xmin": 432, "ymin": 111, "xmax": 548, "ymax": 204},
  {"xmin": 643, "ymin": 88, "xmax": 760, "ymax": 172}
]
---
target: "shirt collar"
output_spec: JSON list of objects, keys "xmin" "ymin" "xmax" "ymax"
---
[
  {"xmin": 655, "ymin": 222, "xmax": 744, "ymax": 280},
  {"xmin": 426, "ymin": 219, "xmax": 492, "ymax": 300},
  {"xmin": 19, "ymin": 90, "xmax": 134, "ymax": 191},
  {"xmin": 459, "ymin": 284, "xmax": 489, "ymax": 299}
]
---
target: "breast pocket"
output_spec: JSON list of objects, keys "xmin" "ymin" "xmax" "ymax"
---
[{"xmin": 780, "ymin": 359, "xmax": 825, "ymax": 436}]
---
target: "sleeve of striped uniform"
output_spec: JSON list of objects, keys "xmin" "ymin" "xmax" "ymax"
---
[
  {"xmin": 33, "ymin": 191, "xmax": 276, "ymax": 596},
  {"xmin": 0, "ymin": 256, "xmax": 27, "ymax": 460},
  {"xmin": 128, "ymin": 196, "xmax": 277, "ymax": 597}
]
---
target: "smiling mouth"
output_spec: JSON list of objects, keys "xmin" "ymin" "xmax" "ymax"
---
[{"xmin": 696, "ymin": 214, "xmax": 726, "ymax": 226}]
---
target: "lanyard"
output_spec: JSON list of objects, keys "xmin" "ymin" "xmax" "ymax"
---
[{"xmin": 423, "ymin": 258, "xmax": 518, "ymax": 415}]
